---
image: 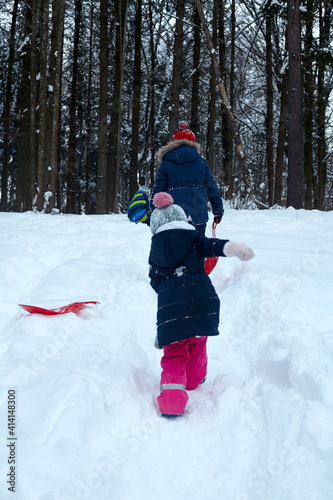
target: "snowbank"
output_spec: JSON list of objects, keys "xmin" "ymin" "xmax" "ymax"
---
[{"xmin": 0, "ymin": 208, "xmax": 332, "ymax": 500}]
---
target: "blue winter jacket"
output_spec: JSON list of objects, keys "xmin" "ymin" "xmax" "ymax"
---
[
  {"xmin": 151, "ymin": 141, "xmax": 224, "ymax": 225},
  {"xmin": 148, "ymin": 222, "xmax": 229, "ymax": 348}
]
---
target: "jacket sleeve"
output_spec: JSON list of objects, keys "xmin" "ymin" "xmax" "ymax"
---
[
  {"xmin": 149, "ymin": 163, "xmax": 169, "ymax": 213},
  {"xmin": 204, "ymin": 165, "xmax": 224, "ymax": 218},
  {"xmin": 148, "ymin": 264, "xmax": 163, "ymax": 293},
  {"xmin": 195, "ymin": 235, "xmax": 230, "ymax": 258}
]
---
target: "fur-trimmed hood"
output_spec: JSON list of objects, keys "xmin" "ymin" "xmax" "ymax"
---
[{"xmin": 156, "ymin": 139, "xmax": 201, "ymax": 165}]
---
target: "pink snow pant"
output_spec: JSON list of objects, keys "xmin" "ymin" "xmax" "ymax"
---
[{"xmin": 157, "ymin": 336, "xmax": 207, "ymax": 415}]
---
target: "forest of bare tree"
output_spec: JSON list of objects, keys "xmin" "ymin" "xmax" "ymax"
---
[{"xmin": 0, "ymin": 0, "xmax": 332, "ymax": 214}]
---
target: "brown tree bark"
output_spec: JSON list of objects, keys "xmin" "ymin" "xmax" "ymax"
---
[
  {"xmin": 148, "ymin": 0, "xmax": 157, "ymax": 188},
  {"xmin": 67, "ymin": 0, "xmax": 82, "ymax": 213},
  {"xmin": 168, "ymin": 0, "xmax": 186, "ymax": 141},
  {"xmin": 14, "ymin": 0, "xmax": 32, "ymax": 211},
  {"xmin": 206, "ymin": 0, "xmax": 218, "ymax": 173},
  {"xmin": 1, "ymin": 0, "xmax": 19, "ymax": 211},
  {"xmin": 107, "ymin": 0, "xmax": 128, "ymax": 213},
  {"xmin": 195, "ymin": 0, "xmax": 253, "ymax": 203},
  {"xmin": 129, "ymin": 0, "xmax": 143, "ymax": 199},
  {"xmin": 30, "ymin": 0, "xmax": 38, "ymax": 209},
  {"xmin": 303, "ymin": 0, "xmax": 315, "ymax": 209},
  {"xmin": 274, "ymin": 67, "xmax": 288, "ymax": 206},
  {"xmin": 191, "ymin": 4, "xmax": 201, "ymax": 138},
  {"xmin": 220, "ymin": 0, "xmax": 233, "ymax": 200},
  {"xmin": 266, "ymin": 6, "xmax": 274, "ymax": 207},
  {"xmin": 85, "ymin": 1, "xmax": 94, "ymax": 214},
  {"xmin": 316, "ymin": 0, "xmax": 332, "ymax": 209},
  {"xmin": 286, "ymin": 0, "xmax": 304, "ymax": 208},
  {"xmin": 36, "ymin": 0, "xmax": 50, "ymax": 211},
  {"xmin": 47, "ymin": 0, "xmax": 65, "ymax": 213},
  {"xmin": 96, "ymin": 0, "xmax": 109, "ymax": 214}
]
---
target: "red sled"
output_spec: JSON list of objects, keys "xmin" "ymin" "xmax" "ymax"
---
[
  {"xmin": 18, "ymin": 301, "xmax": 99, "ymax": 316},
  {"xmin": 204, "ymin": 221, "xmax": 219, "ymax": 275}
]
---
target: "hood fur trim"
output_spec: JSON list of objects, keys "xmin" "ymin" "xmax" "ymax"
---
[{"xmin": 156, "ymin": 139, "xmax": 201, "ymax": 164}]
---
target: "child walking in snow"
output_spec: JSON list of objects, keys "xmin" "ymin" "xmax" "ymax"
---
[
  {"xmin": 148, "ymin": 192, "xmax": 254, "ymax": 417},
  {"xmin": 150, "ymin": 121, "xmax": 224, "ymax": 236}
]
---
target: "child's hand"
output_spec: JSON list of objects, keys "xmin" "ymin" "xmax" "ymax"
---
[{"xmin": 223, "ymin": 241, "xmax": 255, "ymax": 261}]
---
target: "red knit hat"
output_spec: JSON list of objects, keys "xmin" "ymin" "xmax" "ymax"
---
[{"xmin": 173, "ymin": 121, "xmax": 196, "ymax": 142}]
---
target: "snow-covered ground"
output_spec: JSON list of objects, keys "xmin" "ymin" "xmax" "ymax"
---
[{"xmin": 0, "ymin": 208, "xmax": 333, "ymax": 500}]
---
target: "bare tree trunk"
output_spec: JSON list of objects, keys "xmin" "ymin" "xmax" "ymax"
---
[
  {"xmin": 14, "ymin": 0, "xmax": 32, "ymax": 211},
  {"xmin": 220, "ymin": 0, "xmax": 233, "ymax": 200},
  {"xmin": 67, "ymin": 0, "xmax": 82, "ymax": 213},
  {"xmin": 303, "ymin": 0, "xmax": 314, "ymax": 209},
  {"xmin": 129, "ymin": 0, "xmax": 142, "ymax": 199},
  {"xmin": 195, "ymin": 0, "xmax": 253, "ymax": 203},
  {"xmin": 96, "ymin": 0, "xmax": 109, "ymax": 214},
  {"xmin": 316, "ymin": 0, "xmax": 331, "ymax": 209},
  {"xmin": 36, "ymin": 0, "xmax": 50, "ymax": 211},
  {"xmin": 274, "ymin": 67, "xmax": 288, "ymax": 206},
  {"xmin": 30, "ymin": 0, "xmax": 38, "ymax": 209},
  {"xmin": 266, "ymin": 6, "xmax": 274, "ymax": 207},
  {"xmin": 287, "ymin": 0, "xmax": 304, "ymax": 208},
  {"xmin": 168, "ymin": 0, "xmax": 186, "ymax": 141},
  {"xmin": 206, "ymin": 0, "xmax": 218, "ymax": 172},
  {"xmin": 47, "ymin": 0, "xmax": 65, "ymax": 213},
  {"xmin": 1, "ymin": 0, "xmax": 19, "ymax": 211},
  {"xmin": 148, "ymin": 0, "xmax": 156, "ymax": 188},
  {"xmin": 191, "ymin": 4, "xmax": 200, "ymax": 137},
  {"xmin": 107, "ymin": 0, "xmax": 128, "ymax": 213},
  {"xmin": 85, "ymin": 1, "xmax": 94, "ymax": 213}
]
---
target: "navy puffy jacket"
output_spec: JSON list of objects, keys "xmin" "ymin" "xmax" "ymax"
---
[
  {"xmin": 148, "ymin": 222, "xmax": 229, "ymax": 348},
  {"xmin": 151, "ymin": 140, "xmax": 224, "ymax": 225}
]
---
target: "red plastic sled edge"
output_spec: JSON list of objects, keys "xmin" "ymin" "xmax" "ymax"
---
[
  {"xmin": 204, "ymin": 222, "xmax": 219, "ymax": 275},
  {"xmin": 18, "ymin": 301, "xmax": 100, "ymax": 315}
]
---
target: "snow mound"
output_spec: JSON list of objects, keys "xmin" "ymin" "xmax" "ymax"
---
[{"xmin": 0, "ymin": 209, "xmax": 333, "ymax": 500}]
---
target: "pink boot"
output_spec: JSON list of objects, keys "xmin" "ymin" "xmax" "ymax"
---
[
  {"xmin": 157, "ymin": 388, "xmax": 189, "ymax": 417},
  {"xmin": 157, "ymin": 337, "xmax": 208, "ymax": 416},
  {"xmin": 157, "ymin": 340, "xmax": 189, "ymax": 416}
]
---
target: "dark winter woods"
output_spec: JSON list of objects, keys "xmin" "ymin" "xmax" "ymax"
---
[{"xmin": 0, "ymin": 0, "xmax": 333, "ymax": 213}]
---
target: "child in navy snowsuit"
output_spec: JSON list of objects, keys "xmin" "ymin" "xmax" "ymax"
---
[
  {"xmin": 150, "ymin": 122, "xmax": 224, "ymax": 236},
  {"xmin": 148, "ymin": 192, "xmax": 254, "ymax": 417}
]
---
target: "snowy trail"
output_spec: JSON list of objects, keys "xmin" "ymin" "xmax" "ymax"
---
[{"xmin": 0, "ymin": 209, "xmax": 333, "ymax": 500}]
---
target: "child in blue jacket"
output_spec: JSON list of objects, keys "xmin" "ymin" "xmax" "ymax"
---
[
  {"xmin": 149, "ymin": 192, "xmax": 254, "ymax": 417},
  {"xmin": 150, "ymin": 122, "xmax": 223, "ymax": 236}
]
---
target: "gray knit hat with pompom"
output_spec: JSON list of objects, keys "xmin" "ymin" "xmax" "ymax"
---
[{"xmin": 150, "ymin": 192, "xmax": 188, "ymax": 234}]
